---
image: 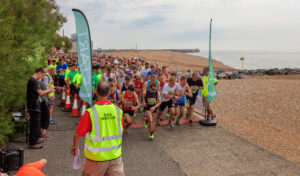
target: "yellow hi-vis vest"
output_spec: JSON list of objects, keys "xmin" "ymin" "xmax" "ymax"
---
[
  {"xmin": 202, "ymin": 76, "xmax": 218, "ymax": 97},
  {"xmin": 84, "ymin": 104, "xmax": 123, "ymax": 161},
  {"xmin": 46, "ymin": 73, "xmax": 54, "ymax": 98}
]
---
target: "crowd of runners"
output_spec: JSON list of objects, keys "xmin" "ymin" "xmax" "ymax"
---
[{"xmin": 47, "ymin": 51, "xmax": 217, "ymax": 140}]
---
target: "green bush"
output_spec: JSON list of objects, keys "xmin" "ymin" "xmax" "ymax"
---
[{"xmin": 0, "ymin": 0, "xmax": 66, "ymax": 146}]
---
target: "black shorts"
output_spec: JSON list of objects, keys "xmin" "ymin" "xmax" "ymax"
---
[
  {"xmin": 187, "ymin": 94, "xmax": 197, "ymax": 106},
  {"xmin": 54, "ymin": 75, "xmax": 58, "ymax": 86},
  {"xmin": 123, "ymin": 110, "xmax": 134, "ymax": 116},
  {"xmin": 174, "ymin": 102, "xmax": 185, "ymax": 107},
  {"xmin": 75, "ymin": 87, "xmax": 80, "ymax": 95},
  {"xmin": 58, "ymin": 77, "xmax": 65, "ymax": 87},
  {"xmin": 144, "ymin": 105, "xmax": 158, "ymax": 113},
  {"xmin": 70, "ymin": 84, "xmax": 76, "ymax": 96},
  {"xmin": 159, "ymin": 99, "xmax": 174, "ymax": 111}
]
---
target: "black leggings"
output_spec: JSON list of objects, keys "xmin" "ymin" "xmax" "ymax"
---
[
  {"xmin": 40, "ymin": 102, "xmax": 50, "ymax": 130},
  {"xmin": 28, "ymin": 111, "xmax": 41, "ymax": 145}
]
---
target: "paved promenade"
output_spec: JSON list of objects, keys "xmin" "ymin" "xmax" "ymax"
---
[{"xmin": 11, "ymin": 100, "xmax": 300, "ymax": 176}]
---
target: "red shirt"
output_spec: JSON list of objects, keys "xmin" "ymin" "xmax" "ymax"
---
[
  {"xmin": 122, "ymin": 91, "xmax": 134, "ymax": 111},
  {"xmin": 76, "ymin": 100, "xmax": 123, "ymax": 137},
  {"xmin": 133, "ymin": 79, "xmax": 142, "ymax": 89},
  {"xmin": 164, "ymin": 72, "xmax": 169, "ymax": 81}
]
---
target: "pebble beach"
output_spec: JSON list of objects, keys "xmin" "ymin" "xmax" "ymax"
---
[{"xmin": 214, "ymin": 75, "xmax": 300, "ymax": 164}]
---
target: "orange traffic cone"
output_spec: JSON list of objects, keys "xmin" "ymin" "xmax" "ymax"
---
[
  {"xmin": 70, "ymin": 93, "xmax": 80, "ymax": 117},
  {"xmin": 60, "ymin": 87, "xmax": 66, "ymax": 107},
  {"xmin": 81, "ymin": 101, "xmax": 87, "ymax": 118},
  {"xmin": 62, "ymin": 90, "xmax": 72, "ymax": 112}
]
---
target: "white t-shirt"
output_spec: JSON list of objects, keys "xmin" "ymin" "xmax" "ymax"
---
[
  {"xmin": 104, "ymin": 73, "xmax": 114, "ymax": 81},
  {"xmin": 161, "ymin": 83, "xmax": 178, "ymax": 102},
  {"xmin": 140, "ymin": 68, "xmax": 151, "ymax": 79},
  {"xmin": 177, "ymin": 83, "xmax": 188, "ymax": 95},
  {"xmin": 117, "ymin": 75, "xmax": 125, "ymax": 84}
]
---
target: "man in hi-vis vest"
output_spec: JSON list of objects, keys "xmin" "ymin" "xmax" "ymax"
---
[{"xmin": 71, "ymin": 81, "xmax": 124, "ymax": 176}]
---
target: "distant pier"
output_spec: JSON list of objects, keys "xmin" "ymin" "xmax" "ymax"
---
[{"xmin": 95, "ymin": 49, "xmax": 200, "ymax": 53}]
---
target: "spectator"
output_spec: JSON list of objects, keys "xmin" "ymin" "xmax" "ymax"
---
[
  {"xmin": 27, "ymin": 67, "xmax": 54, "ymax": 149},
  {"xmin": 48, "ymin": 67, "xmax": 56, "ymax": 124},
  {"xmin": 40, "ymin": 67, "xmax": 51, "ymax": 139}
]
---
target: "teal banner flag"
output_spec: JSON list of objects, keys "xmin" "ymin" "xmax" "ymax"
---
[
  {"xmin": 208, "ymin": 18, "xmax": 218, "ymax": 103},
  {"xmin": 72, "ymin": 9, "xmax": 93, "ymax": 106}
]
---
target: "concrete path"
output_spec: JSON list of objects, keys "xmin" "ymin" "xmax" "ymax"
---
[{"xmin": 10, "ymin": 100, "xmax": 300, "ymax": 176}]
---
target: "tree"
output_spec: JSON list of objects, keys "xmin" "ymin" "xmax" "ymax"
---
[
  {"xmin": 53, "ymin": 33, "xmax": 72, "ymax": 53},
  {"xmin": 0, "ymin": 0, "xmax": 66, "ymax": 145}
]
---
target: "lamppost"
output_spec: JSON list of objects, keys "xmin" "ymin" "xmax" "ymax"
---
[{"xmin": 240, "ymin": 57, "xmax": 245, "ymax": 69}]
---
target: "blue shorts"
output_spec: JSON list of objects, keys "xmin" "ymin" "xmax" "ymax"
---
[
  {"xmin": 174, "ymin": 96, "xmax": 185, "ymax": 106},
  {"xmin": 49, "ymin": 97, "xmax": 55, "ymax": 105},
  {"xmin": 187, "ymin": 94, "xmax": 197, "ymax": 106}
]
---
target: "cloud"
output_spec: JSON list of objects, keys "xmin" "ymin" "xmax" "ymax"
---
[{"xmin": 56, "ymin": 0, "xmax": 300, "ymax": 50}]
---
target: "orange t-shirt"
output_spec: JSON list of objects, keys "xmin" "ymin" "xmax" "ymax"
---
[{"xmin": 14, "ymin": 161, "xmax": 45, "ymax": 176}]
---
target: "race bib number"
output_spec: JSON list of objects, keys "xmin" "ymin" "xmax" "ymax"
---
[
  {"xmin": 124, "ymin": 101, "xmax": 133, "ymax": 108},
  {"xmin": 167, "ymin": 91, "xmax": 173, "ymax": 95},
  {"xmin": 191, "ymin": 86, "xmax": 198, "ymax": 94},
  {"xmin": 147, "ymin": 98, "xmax": 156, "ymax": 105},
  {"xmin": 59, "ymin": 69, "xmax": 65, "ymax": 76}
]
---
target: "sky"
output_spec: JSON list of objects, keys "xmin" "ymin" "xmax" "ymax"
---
[{"xmin": 56, "ymin": 0, "xmax": 300, "ymax": 51}]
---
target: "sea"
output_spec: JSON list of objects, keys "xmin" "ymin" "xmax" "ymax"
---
[{"xmin": 188, "ymin": 50, "xmax": 300, "ymax": 70}]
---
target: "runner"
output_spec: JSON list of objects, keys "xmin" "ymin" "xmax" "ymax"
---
[
  {"xmin": 174, "ymin": 76, "xmax": 192, "ymax": 125},
  {"xmin": 143, "ymin": 74, "xmax": 160, "ymax": 92},
  {"xmin": 103, "ymin": 66, "xmax": 116, "ymax": 83},
  {"xmin": 171, "ymin": 72, "xmax": 179, "ymax": 83},
  {"xmin": 120, "ymin": 76, "xmax": 132, "ymax": 93},
  {"xmin": 64, "ymin": 63, "xmax": 71, "ymax": 89},
  {"xmin": 121, "ymin": 85, "xmax": 140, "ymax": 133},
  {"xmin": 92, "ymin": 65, "xmax": 100, "ymax": 104},
  {"xmin": 147, "ymin": 64, "xmax": 157, "ymax": 76},
  {"xmin": 186, "ymin": 72, "xmax": 203, "ymax": 123},
  {"xmin": 107, "ymin": 78, "xmax": 121, "ymax": 106},
  {"xmin": 156, "ymin": 78, "xmax": 179, "ymax": 128},
  {"xmin": 67, "ymin": 64, "xmax": 78, "ymax": 97},
  {"xmin": 131, "ymin": 65, "xmax": 140, "ymax": 77},
  {"xmin": 157, "ymin": 73, "xmax": 165, "ymax": 92},
  {"xmin": 116, "ymin": 70, "xmax": 125, "ymax": 89},
  {"xmin": 169, "ymin": 72, "xmax": 179, "ymax": 117},
  {"xmin": 156, "ymin": 73, "xmax": 165, "ymax": 121},
  {"xmin": 100, "ymin": 65, "xmax": 106, "ymax": 80},
  {"xmin": 143, "ymin": 84, "xmax": 161, "ymax": 140},
  {"xmin": 73, "ymin": 68, "xmax": 82, "ymax": 105},
  {"xmin": 162, "ymin": 65, "xmax": 169, "ymax": 82},
  {"xmin": 132, "ymin": 73, "xmax": 143, "ymax": 112},
  {"xmin": 56, "ymin": 59, "xmax": 68, "ymax": 89},
  {"xmin": 140, "ymin": 62, "xmax": 150, "ymax": 81}
]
